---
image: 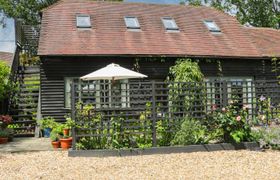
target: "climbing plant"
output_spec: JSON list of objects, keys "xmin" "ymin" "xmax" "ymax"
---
[
  {"xmin": 271, "ymin": 57, "xmax": 280, "ymax": 81},
  {"xmin": 167, "ymin": 58, "xmax": 205, "ymax": 121}
]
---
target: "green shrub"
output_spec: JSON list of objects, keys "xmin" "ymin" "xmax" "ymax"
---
[
  {"xmin": 167, "ymin": 59, "xmax": 205, "ymax": 115},
  {"xmin": 0, "ymin": 61, "xmax": 13, "ymax": 101},
  {"xmin": 0, "ymin": 129, "xmax": 9, "ymax": 138},
  {"xmin": 171, "ymin": 117, "xmax": 212, "ymax": 146},
  {"xmin": 251, "ymin": 127, "xmax": 280, "ymax": 150},
  {"xmin": 39, "ymin": 117, "xmax": 57, "ymax": 129},
  {"xmin": 206, "ymin": 101, "xmax": 253, "ymax": 143},
  {"xmin": 50, "ymin": 123, "xmax": 64, "ymax": 141}
]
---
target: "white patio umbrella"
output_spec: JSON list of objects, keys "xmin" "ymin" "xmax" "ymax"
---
[{"xmin": 80, "ymin": 63, "xmax": 147, "ymax": 81}]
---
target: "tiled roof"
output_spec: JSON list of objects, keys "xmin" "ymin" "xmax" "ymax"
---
[
  {"xmin": 38, "ymin": 0, "xmax": 265, "ymax": 58},
  {"xmin": 0, "ymin": 52, "xmax": 14, "ymax": 66},
  {"xmin": 246, "ymin": 27, "xmax": 280, "ymax": 57}
]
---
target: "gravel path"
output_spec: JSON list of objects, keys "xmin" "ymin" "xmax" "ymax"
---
[{"xmin": 0, "ymin": 150, "xmax": 280, "ymax": 180}]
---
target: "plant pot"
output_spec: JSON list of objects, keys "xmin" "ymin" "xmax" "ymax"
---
[
  {"xmin": 63, "ymin": 129, "xmax": 70, "ymax": 136},
  {"xmin": 0, "ymin": 137, "xmax": 8, "ymax": 144},
  {"xmin": 60, "ymin": 137, "xmax": 72, "ymax": 150},
  {"xmin": 51, "ymin": 141, "xmax": 60, "ymax": 149},
  {"xmin": 43, "ymin": 128, "xmax": 52, "ymax": 138}
]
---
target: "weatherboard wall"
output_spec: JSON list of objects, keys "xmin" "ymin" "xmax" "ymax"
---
[{"xmin": 40, "ymin": 56, "xmax": 275, "ymax": 121}]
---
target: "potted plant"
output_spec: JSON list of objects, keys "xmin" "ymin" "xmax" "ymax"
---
[
  {"xmin": 62, "ymin": 117, "xmax": 75, "ymax": 136},
  {"xmin": 39, "ymin": 117, "xmax": 57, "ymax": 137},
  {"xmin": 60, "ymin": 135, "xmax": 72, "ymax": 150},
  {"xmin": 50, "ymin": 130, "xmax": 61, "ymax": 149},
  {"xmin": 0, "ymin": 129, "xmax": 9, "ymax": 144}
]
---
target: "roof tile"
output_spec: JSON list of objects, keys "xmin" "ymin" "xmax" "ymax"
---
[{"xmin": 38, "ymin": 1, "xmax": 268, "ymax": 58}]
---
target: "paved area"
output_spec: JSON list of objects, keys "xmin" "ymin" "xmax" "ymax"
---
[{"xmin": 0, "ymin": 138, "xmax": 52, "ymax": 152}]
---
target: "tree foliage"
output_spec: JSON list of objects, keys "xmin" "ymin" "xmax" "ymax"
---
[
  {"xmin": 232, "ymin": 0, "xmax": 280, "ymax": 29},
  {"xmin": 0, "ymin": 61, "xmax": 11, "ymax": 100},
  {"xmin": 0, "ymin": 0, "xmax": 123, "ymax": 25},
  {"xmin": 188, "ymin": 0, "xmax": 280, "ymax": 29},
  {"xmin": 0, "ymin": 0, "xmax": 58, "ymax": 25}
]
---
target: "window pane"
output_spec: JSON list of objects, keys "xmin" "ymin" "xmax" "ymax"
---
[
  {"xmin": 204, "ymin": 20, "xmax": 221, "ymax": 32},
  {"xmin": 65, "ymin": 77, "xmax": 73, "ymax": 108},
  {"xmin": 124, "ymin": 17, "xmax": 140, "ymax": 29},
  {"xmin": 76, "ymin": 15, "xmax": 91, "ymax": 28},
  {"xmin": 162, "ymin": 18, "xmax": 178, "ymax": 30}
]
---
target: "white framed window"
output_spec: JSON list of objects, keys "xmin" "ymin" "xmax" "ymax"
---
[
  {"xmin": 204, "ymin": 20, "xmax": 221, "ymax": 33},
  {"xmin": 65, "ymin": 78, "xmax": 130, "ymax": 109},
  {"xmin": 205, "ymin": 77, "xmax": 254, "ymax": 111},
  {"xmin": 124, "ymin": 16, "xmax": 140, "ymax": 29},
  {"xmin": 76, "ymin": 14, "xmax": 91, "ymax": 28},
  {"xmin": 65, "ymin": 77, "xmax": 78, "ymax": 109},
  {"xmin": 98, "ymin": 80, "xmax": 130, "ymax": 108},
  {"xmin": 161, "ymin": 17, "xmax": 179, "ymax": 31}
]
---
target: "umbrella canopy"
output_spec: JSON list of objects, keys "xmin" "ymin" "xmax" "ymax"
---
[{"xmin": 80, "ymin": 63, "xmax": 148, "ymax": 81}]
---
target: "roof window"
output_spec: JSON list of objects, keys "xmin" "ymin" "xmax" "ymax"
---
[
  {"xmin": 204, "ymin": 20, "xmax": 221, "ymax": 32},
  {"xmin": 76, "ymin": 14, "xmax": 91, "ymax": 28},
  {"xmin": 124, "ymin": 17, "xmax": 140, "ymax": 29},
  {"xmin": 162, "ymin": 17, "xmax": 179, "ymax": 31}
]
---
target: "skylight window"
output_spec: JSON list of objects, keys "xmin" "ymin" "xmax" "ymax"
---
[
  {"xmin": 162, "ymin": 17, "xmax": 179, "ymax": 31},
  {"xmin": 76, "ymin": 14, "xmax": 91, "ymax": 28},
  {"xmin": 124, "ymin": 17, "xmax": 140, "ymax": 29},
  {"xmin": 204, "ymin": 20, "xmax": 221, "ymax": 32}
]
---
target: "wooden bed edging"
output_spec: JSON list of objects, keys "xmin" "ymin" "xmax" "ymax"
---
[{"xmin": 68, "ymin": 142, "xmax": 260, "ymax": 157}]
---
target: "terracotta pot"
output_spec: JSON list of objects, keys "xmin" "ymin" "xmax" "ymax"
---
[
  {"xmin": 60, "ymin": 137, "xmax": 72, "ymax": 150},
  {"xmin": 51, "ymin": 141, "xmax": 60, "ymax": 149},
  {"xmin": 0, "ymin": 137, "xmax": 8, "ymax": 144},
  {"xmin": 63, "ymin": 129, "xmax": 70, "ymax": 136}
]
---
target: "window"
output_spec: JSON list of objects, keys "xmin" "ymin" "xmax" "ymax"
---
[
  {"xmin": 204, "ymin": 20, "xmax": 221, "ymax": 32},
  {"xmin": 206, "ymin": 77, "xmax": 253, "ymax": 112},
  {"xmin": 76, "ymin": 14, "xmax": 91, "ymax": 28},
  {"xmin": 65, "ymin": 78, "xmax": 130, "ymax": 109},
  {"xmin": 162, "ymin": 17, "xmax": 179, "ymax": 31},
  {"xmin": 65, "ymin": 77, "xmax": 78, "ymax": 108},
  {"xmin": 124, "ymin": 17, "xmax": 140, "ymax": 29},
  {"xmin": 98, "ymin": 80, "xmax": 130, "ymax": 108}
]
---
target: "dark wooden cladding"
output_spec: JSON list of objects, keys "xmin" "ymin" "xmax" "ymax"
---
[{"xmin": 40, "ymin": 56, "xmax": 276, "ymax": 121}]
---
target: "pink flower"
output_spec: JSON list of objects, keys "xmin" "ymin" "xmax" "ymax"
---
[
  {"xmin": 211, "ymin": 104, "xmax": 217, "ymax": 111},
  {"xmin": 236, "ymin": 116, "xmax": 241, "ymax": 121},
  {"xmin": 260, "ymin": 95, "xmax": 266, "ymax": 102}
]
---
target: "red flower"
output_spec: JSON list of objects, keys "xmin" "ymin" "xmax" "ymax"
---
[{"xmin": 0, "ymin": 115, "xmax": 12, "ymax": 124}]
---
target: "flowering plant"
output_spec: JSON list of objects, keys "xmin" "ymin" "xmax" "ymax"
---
[
  {"xmin": 256, "ymin": 95, "xmax": 279, "ymax": 125},
  {"xmin": 206, "ymin": 101, "xmax": 252, "ymax": 143},
  {"xmin": 0, "ymin": 115, "xmax": 12, "ymax": 129}
]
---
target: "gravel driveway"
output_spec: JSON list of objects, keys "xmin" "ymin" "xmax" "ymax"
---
[{"xmin": 0, "ymin": 150, "xmax": 280, "ymax": 180}]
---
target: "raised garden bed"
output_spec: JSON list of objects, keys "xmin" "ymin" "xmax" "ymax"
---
[{"xmin": 68, "ymin": 142, "xmax": 260, "ymax": 157}]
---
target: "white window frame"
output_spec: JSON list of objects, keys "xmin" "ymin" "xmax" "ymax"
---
[
  {"xmin": 76, "ymin": 14, "xmax": 91, "ymax": 28},
  {"xmin": 205, "ymin": 77, "xmax": 254, "ymax": 111},
  {"xmin": 124, "ymin": 16, "xmax": 140, "ymax": 29},
  {"xmin": 65, "ymin": 78, "xmax": 130, "ymax": 109},
  {"xmin": 65, "ymin": 77, "xmax": 80, "ymax": 109},
  {"xmin": 204, "ymin": 20, "xmax": 221, "ymax": 33},
  {"xmin": 161, "ymin": 17, "xmax": 179, "ymax": 31}
]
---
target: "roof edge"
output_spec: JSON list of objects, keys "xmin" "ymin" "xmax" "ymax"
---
[
  {"xmin": 38, "ymin": 53, "xmax": 276, "ymax": 60},
  {"xmin": 41, "ymin": 0, "xmax": 65, "ymax": 12}
]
